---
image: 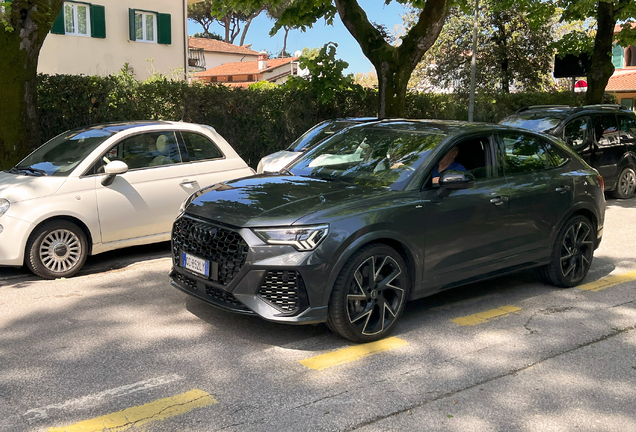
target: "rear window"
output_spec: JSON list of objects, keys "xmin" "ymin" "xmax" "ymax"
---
[
  {"xmin": 287, "ymin": 121, "xmax": 360, "ymax": 152},
  {"xmin": 500, "ymin": 114, "xmax": 567, "ymax": 133}
]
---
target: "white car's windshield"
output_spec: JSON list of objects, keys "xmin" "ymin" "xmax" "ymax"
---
[
  {"xmin": 12, "ymin": 128, "xmax": 115, "ymax": 177},
  {"xmin": 289, "ymin": 124, "xmax": 446, "ymax": 190}
]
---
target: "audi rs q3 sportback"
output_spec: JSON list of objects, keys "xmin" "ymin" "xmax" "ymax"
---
[{"xmin": 170, "ymin": 120, "xmax": 605, "ymax": 342}]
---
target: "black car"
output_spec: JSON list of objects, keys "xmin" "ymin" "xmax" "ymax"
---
[
  {"xmin": 170, "ymin": 120, "xmax": 605, "ymax": 342},
  {"xmin": 500, "ymin": 104, "xmax": 636, "ymax": 199}
]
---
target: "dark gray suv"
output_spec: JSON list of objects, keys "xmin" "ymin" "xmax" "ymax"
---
[
  {"xmin": 170, "ymin": 120, "xmax": 605, "ymax": 342},
  {"xmin": 501, "ymin": 104, "xmax": 636, "ymax": 199}
]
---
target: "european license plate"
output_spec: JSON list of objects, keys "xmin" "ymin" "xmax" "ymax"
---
[{"xmin": 182, "ymin": 252, "xmax": 209, "ymax": 277}]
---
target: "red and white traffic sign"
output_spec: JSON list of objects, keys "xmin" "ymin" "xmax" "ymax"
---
[{"xmin": 574, "ymin": 80, "xmax": 588, "ymax": 92}]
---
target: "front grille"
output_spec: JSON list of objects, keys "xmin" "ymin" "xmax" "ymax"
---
[
  {"xmin": 172, "ymin": 216, "xmax": 249, "ymax": 286},
  {"xmin": 174, "ymin": 270, "xmax": 251, "ymax": 313},
  {"xmin": 258, "ymin": 270, "xmax": 301, "ymax": 313}
]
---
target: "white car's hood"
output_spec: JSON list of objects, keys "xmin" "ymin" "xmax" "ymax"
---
[
  {"xmin": 0, "ymin": 171, "xmax": 66, "ymax": 203},
  {"xmin": 257, "ymin": 151, "xmax": 302, "ymax": 174}
]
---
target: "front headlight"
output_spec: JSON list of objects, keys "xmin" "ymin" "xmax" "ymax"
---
[
  {"xmin": 0, "ymin": 199, "xmax": 9, "ymax": 217},
  {"xmin": 253, "ymin": 225, "xmax": 329, "ymax": 251}
]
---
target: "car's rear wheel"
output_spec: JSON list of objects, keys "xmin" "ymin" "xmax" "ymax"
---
[
  {"xmin": 327, "ymin": 244, "xmax": 409, "ymax": 343},
  {"xmin": 612, "ymin": 167, "xmax": 636, "ymax": 199},
  {"xmin": 26, "ymin": 220, "xmax": 88, "ymax": 280},
  {"xmin": 539, "ymin": 215, "xmax": 594, "ymax": 288}
]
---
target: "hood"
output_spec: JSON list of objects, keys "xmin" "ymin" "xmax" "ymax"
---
[
  {"xmin": 185, "ymin": 175, "xmax": 384, "ymax": 227},
  {"xmin": 257, "ymin": 151, "xmax": 301, "ymax": 174},
  {"xmin": 0, "ymin": 171, "xmax": 66, "ymax": 203}
]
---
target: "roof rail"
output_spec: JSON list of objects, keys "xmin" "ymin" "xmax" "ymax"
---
[
  {"xmin": 515, "ymin": 105, "xmax": 570, "ymax": 113},
  {"xmin": 573, "ymin": 104, "xmax": 629, "ymax": 112}
]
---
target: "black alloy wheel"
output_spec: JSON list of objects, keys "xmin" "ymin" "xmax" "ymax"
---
[
  {"xmin": 540, "ymin": 215, "xmax": 594, "ymax": 288},
  {"xmin": 26, "ymin": 220, "xmax": 88, "ymax": 280},
  {"xmin": 612, "ymin": 167, "xmax": 636, "ymax": 199},
  {"xmin": 328, "ymin": 244, "xmax": 408, "ymax": 343}
]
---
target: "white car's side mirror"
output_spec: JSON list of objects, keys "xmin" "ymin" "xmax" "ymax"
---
[{"xmin": 102, "ymin": 161, "xmax": 129, "ymax": 186}]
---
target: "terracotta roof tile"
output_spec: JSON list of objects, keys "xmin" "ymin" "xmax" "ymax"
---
[
  {"xmin": 195, "ymin": 57, "xmax": 298, "ymax": 77},
  {"xmin": 607, "ymin": 69, "xmax": 636, "ymax": 91},
  {"xmin": 188, "ymin": 37, "xmax": 259, "ymax": 55}
]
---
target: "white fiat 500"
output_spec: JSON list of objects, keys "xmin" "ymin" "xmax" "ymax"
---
[{"xmin": 0, "ymin": 121, "xmax": 254, "ymax": 279}]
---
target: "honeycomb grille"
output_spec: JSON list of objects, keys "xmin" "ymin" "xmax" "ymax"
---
[
  {"xmin": 172, "ymin": 216, "xmax": 249, "ymax": 286},
  {"xmin": 258, "ymin": 270, "xmax": 301, "ymax": 313},
  {"xmin": 174, "ymin": 271, "xmax": 250, "ymax": 312}
]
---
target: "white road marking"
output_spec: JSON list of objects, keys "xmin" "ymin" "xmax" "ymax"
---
[{"xmin": 23, "ymin": 374, "xmax": 182, "ymax": 423}]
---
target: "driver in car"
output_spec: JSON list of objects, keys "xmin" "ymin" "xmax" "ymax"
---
[{"xmin": 432, "ymin": 146, "xmax": 466, "ymax": 184}]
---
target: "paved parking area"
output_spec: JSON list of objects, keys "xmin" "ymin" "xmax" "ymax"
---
[{"xmin": 1, "ymin": 197, "xmax": 635, "ymax": 431}]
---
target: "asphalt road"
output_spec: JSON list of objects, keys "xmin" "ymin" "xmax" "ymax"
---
[{"xmin": 1, "ymin": 197, "xmax": 635, "ymax": 432}]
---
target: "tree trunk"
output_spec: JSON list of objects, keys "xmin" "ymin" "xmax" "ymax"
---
[
  {"xmin": 239, "ymin": 7, "xmax": 265, "ymax": 46},
  {"xmin": 0, "ymin": 0, "xmax": 63, "ymax": 169},
  {"xmin": 282, "ymin": 27, "xmax": 289, "ymax": 56},
  {"xmin": 223, "ymin": 15, "xmax": 231, "ymax": 42},
  {"xmin": 334, "ymin": 0, "xmax": 451, "ymax": 118},
  {"xmin": 586, "ymin": 1, "xmax": 617, "ymax": 104}
]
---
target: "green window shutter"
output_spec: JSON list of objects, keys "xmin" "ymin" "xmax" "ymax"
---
[
  {"xmin": 612, "ymin": 45, "xmax": 624, "ymax": 69},
  {"xmin": 157, "ymin": 13, "xmax": 171, "ymax": 45},
  {"xmin": 90, "ymin": 4, "xmax": 106, "ymax": 38},
  {"xmin": 128, "ymin": 8, "xmax": 136, "ymax": 41},
  {"xmin": 51, "ymin": 6, "xmax": 65, "ymax": 34}
]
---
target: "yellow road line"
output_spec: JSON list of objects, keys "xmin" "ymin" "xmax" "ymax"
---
[
  {"xmin": 300, "ymin": 337, "xmax": 408, "ymax": 370},
  {"xmin": 578, "ymin": 271, "xmax": 636, "ymax": 292},
  {"xmin": 452, "ymin": 305, "xmax": 522, "ymax": 326},
  {"xmin": 48, "ymin": 389, "xmax": 217, "ymax": 432}
]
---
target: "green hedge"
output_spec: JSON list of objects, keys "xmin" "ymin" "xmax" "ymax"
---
[{"xmin": 37, "ymin": 72, "xmax": 600, "ymax": 167}]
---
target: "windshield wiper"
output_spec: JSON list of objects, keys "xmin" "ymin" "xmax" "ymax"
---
[
  {"xmin": 307, "ymin": 173, "xmax": 353, "ymax": 185},
  {"xmin": 279, "ymin": 168, "xmax": 295, "ymax": 176},
  {"xmin": 8, "ymin": 166, "xmax": 47, "ymax": 176}
]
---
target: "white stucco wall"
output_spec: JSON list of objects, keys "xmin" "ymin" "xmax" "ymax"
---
[
  {"xmin": 203, "ymin": 52, "xmax": 258, "ymax": 70},
  {"xmin": 38, "ymin": 0, "xmax": 189, "ymax": 80}
]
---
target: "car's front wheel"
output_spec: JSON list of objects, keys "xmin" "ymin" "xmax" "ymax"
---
[
  {"xmin": 612, "ymin": 167, "xmax": 636, "ymax": 199},
  {"xmin": 539, "ymin": 215, "xmax": 595, "ymax": 288},
  {"xmin": 26, "ymin": 220, "xmax": 88, "ymax": 280},
  {"xmin": 327, "ymin": 244, "xmax": 409, "ymax": 343}
]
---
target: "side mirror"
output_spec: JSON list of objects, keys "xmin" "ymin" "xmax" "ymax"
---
[
  {"xmin": 101, "ymin": 160, "xmax": 128, "ymax": 186},
  {"xmin": 440, "ymin": 170, "xmax": 476, "ymax": 190}
]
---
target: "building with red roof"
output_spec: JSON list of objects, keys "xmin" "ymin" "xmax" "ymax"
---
[
  {"xmin": 187, "ymin": 37, "xmax": 260, "ymax": 73},
  {"xmin": 608, "ymin": 22, "xmax": 636, "ymax": 108},
  {"xmin": 194, "ymin": 52, "xmax": 300, "ymax": 87}
]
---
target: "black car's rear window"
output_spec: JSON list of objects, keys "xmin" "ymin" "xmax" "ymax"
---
[{"xmin": 500, "ymin": 113, "xmax": 568, "ymax": 133}]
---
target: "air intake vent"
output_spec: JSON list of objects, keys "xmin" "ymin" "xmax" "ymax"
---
[{"xmin": 258, "ymin": 270, "xmax": 302, "ymax": 313}]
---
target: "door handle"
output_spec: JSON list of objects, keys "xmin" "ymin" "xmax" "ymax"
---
[
  {"xmin": 555, "ymin": 185, "xmax": 571, "ymax": 194},
  {"xmin": 489, "ymin": 196, "xmax": 508, "ymax": 206},
  {"xmin": 180, "ymin": 179, "xmax": 198, "ymax": 186}
]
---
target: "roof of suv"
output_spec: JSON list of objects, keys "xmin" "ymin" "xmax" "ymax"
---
[{"xmin": 513, "ymin": 104, "xmax": 634, "ymax": 116}]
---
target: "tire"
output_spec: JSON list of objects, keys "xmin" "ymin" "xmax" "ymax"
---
[
  {"xmin": 612, "ymin": 167, "xmax": 636, "ymax": 199},
  {"xmin": 539, "ymin": 215, "xmax": 594, "ymax": 288},
  {"xmin": 26, "ymin": 220, "xmax": 88, "ymax": 280},
  {"xmin": 327, "ymin": 244, "xmax": 409, "ymax": 343}
]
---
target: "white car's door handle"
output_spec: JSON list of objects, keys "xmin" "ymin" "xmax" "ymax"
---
[{"xmin": 180, "ymin": 179, "xmax": 198, "ymax": 186}]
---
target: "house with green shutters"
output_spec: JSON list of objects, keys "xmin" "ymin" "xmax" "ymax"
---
[
  {"xmin": 607, "ymin": 23, "xmax": 636, "ymax": 109},
  {"xmin": 38, "ymin": 0, "xmax": 201, "ymax": 79}
]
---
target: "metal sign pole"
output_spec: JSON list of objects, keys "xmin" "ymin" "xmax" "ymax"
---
[{"xmin": 468, "ymin": 0, "xmax": 479, "ymax": 122}]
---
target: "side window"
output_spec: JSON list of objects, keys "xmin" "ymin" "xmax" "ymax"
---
[
  {"xmin": 545, "ymin": 142, "xmax": 568, "ymax": 167},
  {"xmin": 92, "ymin": 131, "xmax": 180, "ymax": 173},
  {"xmin": 619, "ymin": 115, "xmax": 636, "ymax": 143},
  {"xmin": 563, "ymin": 117, "xmax": 590, "ymax": 150},
  {"xmin": 51, "ymin": 2, "xmax": 106, "ymax": 39},
  {"xmin": 181, "ymin": 132, "xmax": 224, "ymax": 161},
  {"xmin": 501, "ymin": 133, "xmax": 549, "ymax": 175},
  {"xmin": 593, "ymin": 114, "xmax": 620, "ymax": 146}
]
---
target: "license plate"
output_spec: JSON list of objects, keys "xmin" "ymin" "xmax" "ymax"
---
[{"xmin": 182, "ymin": 252, "xmax": 209, "ymax": 277}]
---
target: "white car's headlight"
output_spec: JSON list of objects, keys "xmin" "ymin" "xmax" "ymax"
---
[
  {"xmin": 253, "ymin": 225, "xmax": 329, "ymax": 251},
  {"xmin": 0, "ymin": 198, "xmax": 9, "ymax": 217}
]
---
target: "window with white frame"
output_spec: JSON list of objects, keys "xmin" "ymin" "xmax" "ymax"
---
[
  {"xmin": 135, "ymin": 11, "xmax": 156, "ymax": 43},
  {"xmin": 64, "ymin": 2, "xmax": 90, "ymax": 36}
]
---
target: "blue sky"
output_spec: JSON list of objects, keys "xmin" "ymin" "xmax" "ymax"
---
[{"xmin": 187, "ymin": 2, "xmax": 408, "ymax": 74}]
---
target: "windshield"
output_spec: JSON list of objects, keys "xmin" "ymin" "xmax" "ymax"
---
[
  {"xmin": 500, "ymin": 114, "xmax": 567, "ymax": 133},
  {"xmin": 13, "ymin": 128, "xmax": 115, "ymax": 176},
  {"xmin": 289, "ymin": 124, "xmax": 446, "ymax": 189},
  {"xmin": 287, "ymin": 120, "xmax": 362, "ymax": 152}
]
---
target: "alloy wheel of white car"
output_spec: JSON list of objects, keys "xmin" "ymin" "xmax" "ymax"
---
[{"xmin": 26, "ymin": 220, "xmax": 88, "ymax": 280}]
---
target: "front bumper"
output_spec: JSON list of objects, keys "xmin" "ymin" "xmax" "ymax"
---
[
  {"xmin": 169, "ymin": 215, "xmax": 332, "ymax": 324},
  {"xmin": 0, "ymin": 214, "xmax": 33, "ymax": 266}
]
